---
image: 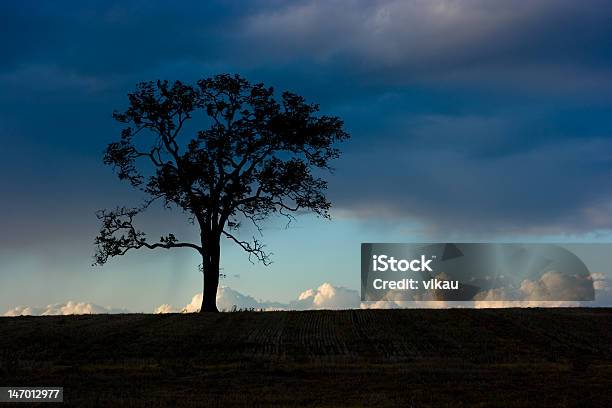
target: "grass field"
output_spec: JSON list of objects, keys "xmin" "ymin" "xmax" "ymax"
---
[{"xmin": 1, "ymin": 308, "xmax": 611, "ymax": 407}]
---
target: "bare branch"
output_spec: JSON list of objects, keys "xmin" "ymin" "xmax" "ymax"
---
[
  {"xmin": 221, "ymin": 230, "xmax": 271, "ymax": 265},
  {"xmin": 94, "ymin": 207, "xmax": 202, "ymax": 265}
]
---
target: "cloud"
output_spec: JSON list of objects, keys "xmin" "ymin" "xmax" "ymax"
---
[
  {"xmin": 240, "ymin": 0, "xmax": 612, "ymax": 89},
  {"xmin": 153, "ymin": 304, "xmax": 177, "ymax": 314},
  {"xmin": 2, "ymin": 0, "xmax": 612, "ymax": 250},
  {"xmin": 4, "ymin": 0, "xmax": 612, "ymax": 92},
  {"xmin": 243, "ymin": 0, "xmax": 612, "ymax": 90},
  {"xmin": 290, "ymin": 283, "xmax": 361, "ymax": 310},
  {"xmin": 331, "ymin": 135, "xmax": 612, "ymax": 235},
  {"xmin": 0, "ymin": 64, "xmax": 110, "ymax": 94},
  {"xmin": 521, "ymin": 271, "xmax": 594, "ymax": 301},
  {"xmin": 180, "ymin": 286, "xmax": 287, "ymax": 313},
  {"xmin": 3, "ymin": 301, "xmax": 128, "ymax": 316},
  {"xmin": 5, "ymin": 273, "xmax": 611, "ymax": 317},
  {"xmin": 589, "ymin": 271, "xmax": 612, "ymax": 307},
  {"xmin": 153, "ymin": 273, "xmax": 612, "ymax": 314},
  {"xmin": 154, "ymin": 286, "xmax": 289, "ymax": 313},
  {"xmin": 472, "ymin": 271, "xmax": 594, "ymax": 303},
  {"xmin": 154, "ymin": 283, "xmax": 361, "ymax": 313}
]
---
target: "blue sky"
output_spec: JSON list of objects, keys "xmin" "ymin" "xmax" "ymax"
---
[{"xmin": 2, "ymin": 0, "xmax": 612, "ymax": 312}]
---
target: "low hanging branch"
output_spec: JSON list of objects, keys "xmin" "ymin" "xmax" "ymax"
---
[{"xmin": 94, "ymin": 207, "xmax": 203, "ymax": 265}]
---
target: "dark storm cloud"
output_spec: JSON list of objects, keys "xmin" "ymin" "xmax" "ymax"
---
[
  {"xmin": 2, "ymin": 0, "xmax": 612, "ymax": 240},
  {"xmin": 331, "ymin": 134, "xmax": 612, "ymax": 233},
  {"xmin": 240, "ymin": 0, "xmax": 612, "ymax": 91},
  {"xmin": 5, "ymin": 0, "xmax": 611, "ymax": 91}
]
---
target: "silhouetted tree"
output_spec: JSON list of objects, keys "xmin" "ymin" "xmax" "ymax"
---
[{"xmin": 94, "ymin": 74, "xmax": 349, "ymax": 312}]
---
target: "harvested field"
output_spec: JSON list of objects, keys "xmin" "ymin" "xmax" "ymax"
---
[{"xmin": 1, "ymin": 308, "xmax": 611, "ymax": 407}]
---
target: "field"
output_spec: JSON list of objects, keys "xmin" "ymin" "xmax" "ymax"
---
[{"xmin": 1, "ymin": 308, "xmax": 611, "ymax": 407}]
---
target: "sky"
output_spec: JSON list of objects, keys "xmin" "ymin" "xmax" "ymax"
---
[{"xmin": 2, "ymin": 0, "xmax": 612, "ymax": 313}]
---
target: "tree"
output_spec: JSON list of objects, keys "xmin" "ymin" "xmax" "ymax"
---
[{"xmin": 94, "ymin": 74, "xmax": 349, "ymax": 312}]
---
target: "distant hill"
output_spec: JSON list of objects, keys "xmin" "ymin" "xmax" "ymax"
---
[{"xmin": 1, "ymin": 309, "xmax": 611, "ymax": 407}]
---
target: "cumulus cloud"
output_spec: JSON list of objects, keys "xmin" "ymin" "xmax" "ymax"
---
[
  {"xmin": 153, "ymin": 273, "xmax": 612, "ymax": 314},
  {"xmin": 289, "ymin": 283, "xmax": 361, "ymax": 310},
  {"xmin": 6, "ymin": 273, "xmax": 610, "ymax": 317},
  {"xmin": 423, "ymin": 271, "xmax": 607, "ymax": 308},
  {"xmin": 177, "ymin": 286, "xmax": 287, "ymax": 313},
  {"xmin": 3, "ymin": 301, "xmax": 128, "ymax": 317},
  {"xmin": 153, "ymin": 304, "xmax": 177, "ymax": 314},
  {"xmin": 589, "ymin": 271, "xmax": 612, "ymax": 307},
  {"xmin": 362, "ymin": 270, "xmax": 611, "ymax": 309},
  {"xmin": 472, "ymin": 271, "xmax": 594, "ymax": 303},
  {"xmin": 154, "ymin": 283, "xmax": 361, "ymax": 313},
  {"xmin": 521, "ymin": 271, "xmax": 594, "ymax": 301}
]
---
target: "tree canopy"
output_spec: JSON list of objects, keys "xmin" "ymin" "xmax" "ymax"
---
[{"xmin": 95, "ymin": 74, "xmax": 349, "ymax": 311}]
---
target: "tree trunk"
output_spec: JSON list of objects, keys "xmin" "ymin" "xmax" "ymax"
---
[{"xmin": 200, "ymin": 243, "xmax": 220, "ymax": 313}]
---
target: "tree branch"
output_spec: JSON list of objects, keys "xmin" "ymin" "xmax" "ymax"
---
[
  {"xmin": 221, "ymin": 230, "xmax": 271, "ymax": 265},
  {"xmin": 94, "ymin": 207, "xmax": 202, "ymax": 265}
]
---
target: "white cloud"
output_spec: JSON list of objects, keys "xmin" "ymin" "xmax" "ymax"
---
[
  {"xmin": 588, "ymin": 271, "xmax": 612, "ymax": 307},
  {"xmin": 290, "ymin": 283, "xmax": 361, "ymax": 310},
  {"xmin": 363, "ymin": 271, "xmax": 611, "ymax": 309},
  {"xmin": 6, "ymin": 272, "xmax": 611, "ymax": 317},
  {"xmin": 153, "ymin": 304, "xmax": 178, "ymax": 314},
  {"xmin": 470, "ymin": 271, "xmax": 595, "ymax": 307},
  {"xmin": 3, "ymin": 301, "xmax": 127, "ymax": 317},
  {"xmin": 3, "ymin": 306, "xmax": 42, "ymax": 317},
  {"xmin": 155, "ymin": 282, "xmax": 361, "ymax": 313},
  {"xmin": 154, "ymin": 273, "xmax": 611, "ymax": 313}
]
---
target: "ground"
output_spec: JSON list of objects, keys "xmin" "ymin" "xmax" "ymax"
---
[{"xmin": 1, "ymin": 308, "xmax": 611, "ymax": 407}]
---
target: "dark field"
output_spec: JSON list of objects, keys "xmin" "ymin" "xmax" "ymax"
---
[{"xmin": 1, "ymin": 309, "xmax": 611, "ymax": 407}]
